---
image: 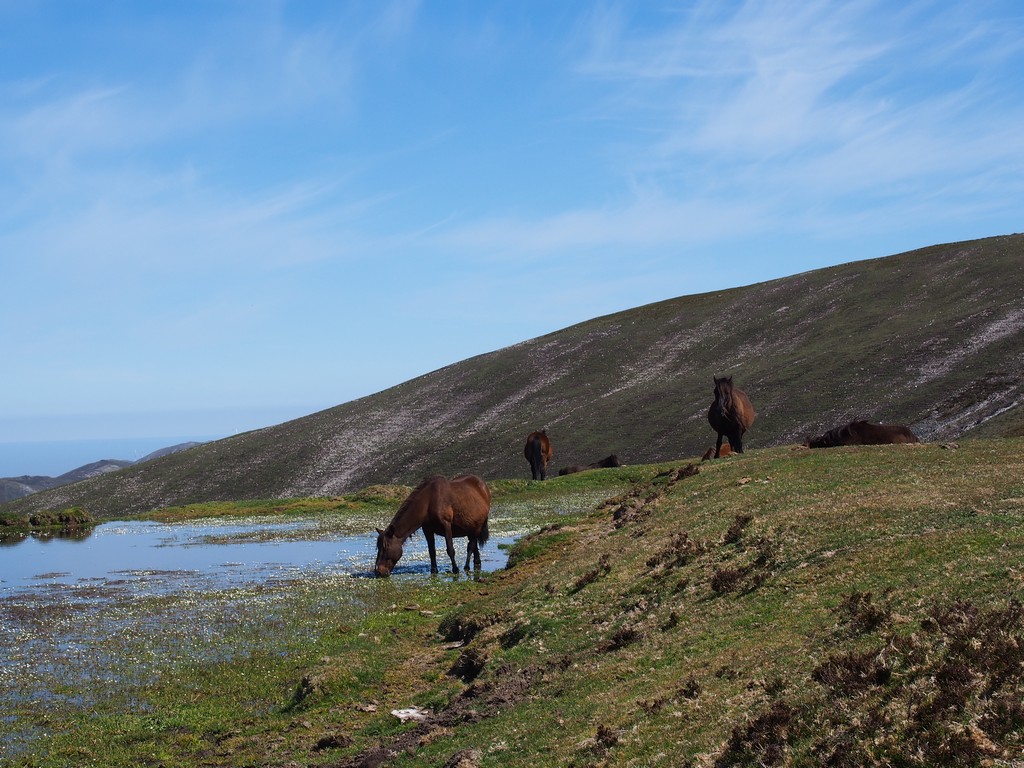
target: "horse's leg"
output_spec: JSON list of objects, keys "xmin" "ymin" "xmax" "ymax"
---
[
  {"xmin": 714, "ymin": 430, "xmax": 724, "ymax": 459},
  {"xmin": 424, "ymin": 530, "xmax": 439, "ymax": 574},
  {"xmin": 473, "ymin": 536, "xmax": 482, "ymax": 569},
  {"xmin": 464, "ymin": 537, "xmax": 476, "ymax": 572},
  {"xmin": 442, "ymin": 525, "xmax": 458, "ymax": 574},
  {"xmin": 732, "ymin": 428, "xmax": 744, "ymax": 453}
]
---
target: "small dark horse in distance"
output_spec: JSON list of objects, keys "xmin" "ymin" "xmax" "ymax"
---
[
  {"xmin": 558, "ymin": 454, "xmax": 622, "ymax": 476},
  {"xmin": 524, "ymin": 430, "xmax": 553, "ymax": 480},
  {"xmin": 375, "ymin": 475, "xmax": 491, "ymax": 577},
  {"xmin": 805, "ymin": 420, "xmax": 919, "ymax": 448},
  {"xmin": 707, "ymin": 376, "xmax": 756, "ymax": 458}
]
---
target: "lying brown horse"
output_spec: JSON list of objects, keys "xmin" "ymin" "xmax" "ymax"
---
[
  {"xmin": 701, "ymin": 443, "xmax": 733, "ymax": 461},
  {"xmin": 558, "ymin": 454, "xmax": 622, "ymax": 476},
  {"xmin": 375, "ymin": 475, "xmax": 491, "ymax": 576},
  {"xmin": 707, "ymin": 376, "xmax": 756, "ymax": 458},
  {"xmin": 524, "ymin": 430, "xmax": 553, "ymax": 480},
  {"xmin": 806, "ymin": 420, "xmax": 919, "ymax": 448}
]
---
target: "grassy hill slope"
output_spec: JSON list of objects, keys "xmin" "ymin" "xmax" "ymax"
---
[
  {"xmin": 15, "ymin": 439, "xmax": 1023, "ymax": 767},
  {"xmin": 4, "ymin": 234, "xmax": 1022, "ymax": 519},
  {"xmin": 370, "ymin": 440, "xmax": 1023, "ymax": 767}
]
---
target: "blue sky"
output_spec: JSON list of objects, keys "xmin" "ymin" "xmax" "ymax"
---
[{"xmin": 2, "ymin": 0, "xmax": 1023, "ymax": 450}]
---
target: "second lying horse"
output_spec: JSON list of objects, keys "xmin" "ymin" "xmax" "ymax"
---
[
  {"xmin": 375, "ymin": 475, "xmax": 491, "ymax": 576},
  {"xmin": 558, "ymin": 454, "xmax": 622, "ymax": 476},
  {"xmin": 806, "ymin": 420, "xmax": 919, "ymax": 448}
]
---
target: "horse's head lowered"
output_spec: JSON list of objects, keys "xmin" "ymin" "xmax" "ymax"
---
[{"xmin": 375, "ymin": 526, "xmax": 403, "ymax": 577}]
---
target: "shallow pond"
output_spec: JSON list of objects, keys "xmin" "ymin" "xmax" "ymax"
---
[
  {"xmin": 0, "ymin": 513, "xmax": 519, "ymax": 711},
  {"xmin": 0, "ymin": 490, "xmax": 616, "ymax": 759},
  {"xmin": 0, "ymin": 516, "xmax": 514, "ymax": 597}
]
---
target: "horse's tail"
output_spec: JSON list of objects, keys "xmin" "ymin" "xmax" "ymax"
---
[{"xmin": 477, "ymin": 518, "xmax": 490, "ymax": 548}]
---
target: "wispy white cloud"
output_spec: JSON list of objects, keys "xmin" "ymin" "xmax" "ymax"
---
[
  {"xmin": 0, "ymin": 3, "xmax": 428, "ymax": 417},
  {"xmin": 0, "ymin": 2, "xmax": 424, "ymax": 280},
  {"xmin": 441, "ymin": 0, "xmax": 1024, "ymax": 261}
]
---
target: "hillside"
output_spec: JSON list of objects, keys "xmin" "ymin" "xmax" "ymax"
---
[
  {"xmin": 324, "ymin": 440, "xmax": 1024, "ymax": 767},
  {"xmin": 13, "ymin": 439, "xmax": 1024, "ymax": 766},
  {"xmin": 0, "ymin": 478, "xmax": 47, "ymax": 504},
  {"xmin": 3, "ymin": 234, "xmax": 1022, "ymax": 519},
  {"xmin": 0, "ymin": 461, "xmax": 130, "ymax": 503},
  {"xmin": 0, "ymin": 442, "xmax": 202, "ymax": 503}
]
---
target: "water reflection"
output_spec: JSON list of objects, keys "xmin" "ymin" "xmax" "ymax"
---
[
  {"xmin": 0, "ymin": 516, "xmax": 513, "ymax": 597},
  {"xmin": 0, "ymin": 527, "xmax": 94, "ymax": 547}
]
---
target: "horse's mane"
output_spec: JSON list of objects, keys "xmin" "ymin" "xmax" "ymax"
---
[{"xmin": 392, "ymin": 475, "xmax": 445, "ymax": 521}]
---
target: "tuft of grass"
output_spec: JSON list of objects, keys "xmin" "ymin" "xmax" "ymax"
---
[{"xmin": 834, "ymin": 589, "xmax": 893, "ymax": 633}]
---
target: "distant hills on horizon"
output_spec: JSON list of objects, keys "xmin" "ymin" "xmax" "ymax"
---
[
  {"xmin": 0, "ymin": 442, "xmax": 204, "ymax": 503},
  {"xmin": 3, "ymin": 233, "xmax": 1022, "ymax": 520}
]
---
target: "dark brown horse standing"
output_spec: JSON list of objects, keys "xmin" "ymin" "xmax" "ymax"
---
[
  {"xmin": 374, "ymin": 475, "xmax": 491, "ymax": 576},
  {"xmin": 707, "ymin": 376, "xmax": 756, "ymax": 458},
  {"xmin": 524, "ymin": 430, "xmax": 553, "ymax": 480}
]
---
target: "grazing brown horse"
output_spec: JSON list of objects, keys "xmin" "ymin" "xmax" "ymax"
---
[
  {"xmin": 805, "ymin": 420, "xmax": 919, "ymax": 448},
  {"xmin": 558, "ymin": 454, "xmax": 622, "ymax": 476},
  {"xmin": 524, "ymin": 430, "xmax": 553, "ymax": 480},
  {"xmin": 374, "ymin": 475, "xmax": 491, "ymax": 576},
  {"xmin": 707, "ymin": 376, "xmax": 756, "ymax": 458}
]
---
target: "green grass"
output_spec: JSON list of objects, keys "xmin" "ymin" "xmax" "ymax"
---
[
  {"xmin": 133, "ymin": 483, "xmax": 414, "ymax": 523},
  {"xmin": 4, "ymin": 438, "xmax": 1023, "ymax": 767},
  {"xmin": 0, "ymin": 506, "xmax": 95, "ymax": 537}
]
